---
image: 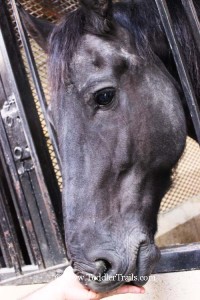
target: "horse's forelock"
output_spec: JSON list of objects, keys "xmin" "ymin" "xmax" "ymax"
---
[
  {"xmin": 48, "ymin": 9, "xmax": 85, "ymax": 92},
  {"xmin": 48, "ymin": 7, "xmax": 115, "ymax": 93}
]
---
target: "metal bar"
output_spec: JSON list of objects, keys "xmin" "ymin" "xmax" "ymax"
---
[
  {"xmin": 155, "ymin": 0, "xmax": 200, "ymax": 144},
  {"xmin": 0, "ymin": 265, "xmax": 38, "ymax": 282},
  {"xmin": 181, "ymin": 0, "xmax": 200, "ymax": 53},
  {"xmin": 0, "ymin": 189, "xmax": 22, "ymax": 275},
  {"xmin": 0, "ymin": 262, "xmax": 68, "ymax": 285},
  {"xmin": 21, "ymin": 168, "xmax": 65, "ymax": 267},
  {"xmin": 0, "ymin": 75, "xmax": 41, "ymax": 267},
  {"xmin": 0, "ymin": 115, "xmax": 43, "ymax": 267},
  {"xmin": 0, "ymin": 92, "xmax": 55, "ymax": 267},
  {"xmin": 153, "ymin": 243, "xmax": 200, "ymax": 273},
  {"xmin": 1, "ymin": 243, "xmax": 200, "ymax": 285},
  {"xmin": 0, "ymin": 0, "xmax": 66, "ymax": 267},
  {"xmin": 0, "ymin": 246, "xmax": 5, "ymax": 268},
  {"xmin": 0, "ymin": 242, "xmax": 5, "ymax": 268},
  {"xmin": 11, "ymin": 0, "xmax": 61, "ymax": 167},
  {"xmin": 0, "ymin": 229, "xmax": 12, "ymax": 268},
  {"xmin": 0, "ymin": 167, "xmax": 24, "ymax": 269},
  {"xmin": 1, "ymin": 0, "xmax": 64, "ymax": 235}
]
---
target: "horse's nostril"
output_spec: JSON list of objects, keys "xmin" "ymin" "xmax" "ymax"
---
[{"xmin": 95, "ymin": 259, "xmax": 111, "ymax": 276}]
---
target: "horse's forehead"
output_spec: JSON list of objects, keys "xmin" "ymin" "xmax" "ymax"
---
[
  {"xmin": 70, "ymin": 34, "xmax": 137, "ymax": 91},
  {"xmin": 79, "ymin": 33, "xmax": 133, "ymax": 60}
]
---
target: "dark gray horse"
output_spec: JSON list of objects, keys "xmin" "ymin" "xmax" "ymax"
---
[{"xmin": 19, "ymin": 0, "xmax": 200, "ymax": 292}]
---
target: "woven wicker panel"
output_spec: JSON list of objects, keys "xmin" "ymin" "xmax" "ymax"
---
[
  {"xmin": 160, "ymin": 137, "xmax": 200, "ymax": 213},
  {"xmin": 6, "ymin": 0, "xmax": 200, "ymax": 211},
  {"xmin": 18, "ymin": 0, "xmax": 78, "ymax": 20}
]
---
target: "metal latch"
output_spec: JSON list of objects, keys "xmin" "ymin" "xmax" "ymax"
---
[{"xmin": 1, "ymin": 94, "xmax": 34, "ymax": 175}]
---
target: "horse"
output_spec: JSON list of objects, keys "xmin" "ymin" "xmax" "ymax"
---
[{"xmin": 18, "ymin": 0, "xmax": 200, "ymax": 293}]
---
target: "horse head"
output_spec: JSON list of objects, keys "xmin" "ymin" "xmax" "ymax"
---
[{"xmin": 20, "ymin": 0, "xmax": 187, "ymax": 292}]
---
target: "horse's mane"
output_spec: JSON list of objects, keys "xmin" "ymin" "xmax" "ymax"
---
[
  {"xmin": 49, "ymin": 0, "xmax": 200, "ymax": 99},
  {"xmin": 48, "ymin": 9, "xmax": 84, "ymax": 91},
  {"xmin": 113, "ymin": 0, "xmax": 200, "ymax": 98}
]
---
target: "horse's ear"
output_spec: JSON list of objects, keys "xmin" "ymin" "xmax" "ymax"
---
[
  {"xmin": 18, "ymin": 4, "xmax": 54, "ymax": 52},
  {"xmin": 80, "ymin": 0, "xmax": 112, "ymax": 18}
]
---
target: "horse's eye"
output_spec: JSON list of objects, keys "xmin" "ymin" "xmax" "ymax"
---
[{"xmin": 94, "ymin": 88, "xmax": 115, "ymax": 107}]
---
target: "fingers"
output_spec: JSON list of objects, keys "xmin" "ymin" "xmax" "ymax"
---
[
  {"xmin": 67, "ymin": 289, "xmax": 99, "ymax": 300},
  {"xmin": 63, "ymin": 267, "xmax": 145, "ymax": 300},
  {"xmin": 109, "ymin": 285, "xmax": 145, "ymax": 295},
  {"xmin": 100, "ymin": 285, "xmax": 145, "ymax": 299},
  {"xmin": 78, "ymin": 284, "xmax": 145, "ymax": 300}
]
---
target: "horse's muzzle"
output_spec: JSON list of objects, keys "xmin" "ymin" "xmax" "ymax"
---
[{"xmin": 73, "ymin": 242, "xmax": 160, "ymax": 293}]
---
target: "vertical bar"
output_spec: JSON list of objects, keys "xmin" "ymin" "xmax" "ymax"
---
[
  {"xmin": 0, "ymin": 189, "xmax": 22, "ymax": 275},
  {"xmin": 1, "ymin": 0, "xmax": 64, "ymax": 235},
  {"xmin": 0, "ymin": 227, "xmax": 12, "ymax": 268},
  {"xmin": 0, "ymin": 246, "xmax": 6, "ymax": 268},
  {"xmin": 11, "ymin": 0, "xmax": 61, "ymax": 166},
  {"xmin": 181, "ymin": 0, "xmax": 200, "ymax": 53},
  {"xmin": 0, "ymin": 115, "xmax": 44, "ymax": 268},
  {"xmin": 0, "ymin": 167, "xmax": 25, "ymax": 269},
  {"xmin": 155, "ymin": 0, "xmax": 200, "ymax": 144},
  {"xmin": 0, "ymin": 0, "xmax": 66, "ymax": 267}
]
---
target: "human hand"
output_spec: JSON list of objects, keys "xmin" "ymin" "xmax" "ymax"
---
[{"xmin": 60, "ymin": 266, "xmax": 145, "ymax": 300}]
